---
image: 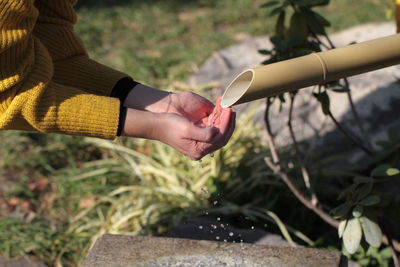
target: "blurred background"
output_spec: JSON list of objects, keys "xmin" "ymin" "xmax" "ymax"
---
[{"xmin": 0, "ymin": 0, "xmax": 398, "ymax": 266}]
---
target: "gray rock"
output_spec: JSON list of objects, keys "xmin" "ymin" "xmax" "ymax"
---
[
  {"xmin": 84, "ymin": 234, "xmax": 344, "ymax": 267},
  {"xmin": 0, "ymin": 258, "xmax": 47, "ymax": 267}
]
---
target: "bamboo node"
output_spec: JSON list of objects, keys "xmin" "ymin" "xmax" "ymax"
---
[{"xmin": 312, "ymin": 53, "xmax": 328, "ymax": 84}]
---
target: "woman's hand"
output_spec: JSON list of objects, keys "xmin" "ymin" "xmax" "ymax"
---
[
  {"xmin": 122, "ymin": 84, "xmax": 235, "ymax": 160},
  {"xmin": 121, "ymin": 107, "xmax": 234, "ymax": 160}
]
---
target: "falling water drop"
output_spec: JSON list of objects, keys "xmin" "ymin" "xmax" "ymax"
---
[
  {"xmin": 251, "ymin": 226, "xmax": 254, "ymax": 230},
  {"xmin": 229, "ymin": 232, "xmax": 234, "ymax": 237},
  {"xmin": 217, "ymin": 217, "xmax": 221, "ymax": 221},
  {"xmin": 216, "ymin": 236, "xmax": 220, "ymax": 240},
  {"xmin": 199, "ymin": 225, "xmax": 203, "ymax": 230}
]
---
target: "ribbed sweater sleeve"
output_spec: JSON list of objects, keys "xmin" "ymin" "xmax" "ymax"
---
[
  {"xmin": 0, "ymin": 0, "xmax": 120, "ymax": 139},
  {"xmin": 32, "ymin": 0, "xmax": 129, "ymax": 96}
]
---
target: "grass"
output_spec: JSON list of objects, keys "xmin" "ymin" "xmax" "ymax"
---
[
  {"xmin": 75, "ymin": 0, "xmax": 390, "ymax": 89},
  {"xmin": 0, "ymin": 0, "xmax": 395, "ymax": 265}
]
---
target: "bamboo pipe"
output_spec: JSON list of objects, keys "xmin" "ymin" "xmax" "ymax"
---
[{"xmin": 221, "ymin": 34, "xmax": 400, "ymax": 108}]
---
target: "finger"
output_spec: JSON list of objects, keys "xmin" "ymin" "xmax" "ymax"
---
[
  {"xmin": 210, "ymin": 107, "xmax": 232, "ymax": 143},
  {"xmin": 205, "ymin": 111, "xmax": 236, "ymax": 154},
  {"xmin": 221, "ymin": 111, "xmax": 236, "ymax": 146},
  {"xmin": 186, "ymin": 123, "xmax": 218, "ymax": 143}
]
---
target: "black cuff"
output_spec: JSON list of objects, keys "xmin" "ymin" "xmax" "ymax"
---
[
  {"xmin": 116, "ymin": 106, "xmax": 128, "ymax": 136},
  {"xmin": 110, "ymin": 77, "xmax": 139, "ymax": 104},
  {"xmin": 111, "ymin": 77, "xmax": 138, "ymax": 136}
]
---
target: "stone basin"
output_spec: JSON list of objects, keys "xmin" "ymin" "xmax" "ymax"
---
[{"xmin": 84, "ymin": 234, "xmax": 346, "ymax": 267}]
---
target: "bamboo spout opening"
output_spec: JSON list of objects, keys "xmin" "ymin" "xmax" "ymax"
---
[{"xmin": 221, "ymin": 70, "xmax": 254, "ymax": 108}]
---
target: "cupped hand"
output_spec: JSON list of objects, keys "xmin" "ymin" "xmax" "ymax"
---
[
  {"xmin": 153, "ymin": 96, "xmax": 235, "ymax": 160},
  {"xmin": 123, "ymin": 85, "xmax": 235, "ymax": 160},
  {"xmin": 153, "ymin": 110, "xmax": 235, "ymax": 160}
]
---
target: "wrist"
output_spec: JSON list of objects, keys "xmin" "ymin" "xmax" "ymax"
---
[
  {"xmin": 121, "ymin": 108, "xmax": 158, "ymax": 139},
  {"xmin": 123, "ymin": 84, "xmax": 171, "ymax": 113}
]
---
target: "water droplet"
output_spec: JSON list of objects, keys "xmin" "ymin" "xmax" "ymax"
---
[
  {"xmin": 212, "ymin": 224, "xmax": 217, "ymax": 229},
  {"xmin": 216, "ymin": 236, "xmax": 220, "ymax": 240},
  {"xmin": 229, "ymin": 232, "xmax": 234, "ymax": 236},
  {"xmin": 204, "ymin": 211, "xmax": 209, "ymax": 215},
  {"xmin": 199, "ymin": 225, "xmax": 203, "ymax": 230},
  {"xmin": 217, "ymin": 217, "xmax": 221, "ymax": 221},
  {"xmin": 210, "ymin": 230, "xmax": 214, "ymax": 234},
  {"xmin": 213, "ymin": 201, "xmax": 218, "ymax": 205},
  {"xmin": 240, "ymin": 239, "xmax": 244, "ymax": 243},
  {"xmin": 245, "ymin": 216, "xmax": 249, "ymax": 220},
  {"xmin": 264, "ymin": 224, "xmax": 268, "ymax": 228},
  {"xmin": 223, "ymin": 239, "xmax": 227, "ymax": 242},
  {"xmin": 220, "ymin": 223, "xmax": 225, "ymax": 228},
  {"xmin": 232, "ymin": 241, "xmax": 236, "ymax": 243},
  {"xmin": 251, "ymin": 226, "xmax": 254, "ymax": 230}
]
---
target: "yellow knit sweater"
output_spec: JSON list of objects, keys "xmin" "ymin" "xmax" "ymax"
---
[{"xmin": 0, "ymin": 0, "xmax": 129, "ymax": 139}]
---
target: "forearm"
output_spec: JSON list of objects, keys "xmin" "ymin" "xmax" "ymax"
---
[{"xmin": 123, "ymin": 84, "xmax": 170, "ymax": 113}]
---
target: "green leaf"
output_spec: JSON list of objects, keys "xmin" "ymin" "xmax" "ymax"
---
[
  {"xmin": 387, "ymin": 127, "xmax": 398, "ymax": 142},
  {"xmin": 343, "ymin": 217, "xmax": 362, "ymax": 254},
  {"xmin": 352, "ymin": 206, "xmax": 363, "ymax": 218},
  {"xmin": 331, "ymin": 87, "xmax": 350, "ymax": 93},
  {"xmin": 278, "ymin": 93, "xmax": 286, "ymax": 103},
  {"xmin": 359, "ymin": 195, "xmax": 380, "ymax": 206},
  {"xmin": 387, "ymin": 168, "xmax": 400, "ymax": 176},
  {"xmin": 287, "ymin": 12, "xmax": 308, "ymax": 42},
  {"xmin": 311, "ymin": 10, "xmax": 331, "ymax": 27},
  {"xmin": 338, "ymin": 220, "xmax": 347, "ymax": 238},
  {"xmin": 275, "ymin": 11, "xmax": 286, "ymax": 37},
  {"xmin": 258, "ymin": 49, "xmax": 271, "ymax": 55},
  {"xmin": 260, "ymin": 1, "xmax": 281, "ymax": 9},
  {"xmin": 301, "ymin": 10, "xmax": 326, "ymax": 35},
  {"xmin": 296, "ymin": 0, "xmax": 330, "ymax": 7},
  {"xmin": 359, "ymin": 216, "xmax": 382, "ymax": 248},
  {"xmin": 353, "ymin": 176, "xmax": 373, "ymax": 184},
  {"xmin": 356, "ymin": 182, "xmax": 373, "ymax": 201},
  {"xmin": 331, "ymin": 203, "xmax": 351, "ymax": 219},
  {"xmin": 375, "ymin": 140, "xmax": 391, "ymax": 149},
  {"xmin": 371, "ymin": 164, "xmax": 399, "ymax": 177},
  {"xmin": 338, "ymin": 183, "xmax": 357, "ymax": 200},
  {"xmin": 314, "ymin": 91, "xmax": 330, "ymax": 115},
  {"xmin": 262, "ymin": 58, "xmax": 275, "ymax": 65},
  {"xmin": 269, "ymin": 6, "xmax": 284, "ymax": 17}
]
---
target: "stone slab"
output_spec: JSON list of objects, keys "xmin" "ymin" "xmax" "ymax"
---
[
  {"xmin": 84, "ymin": 234, "xmax": 345, "ymax": 267},
  {"xmin": 0, "ymin": 257, "xmax": 46, "ymax": 267}
]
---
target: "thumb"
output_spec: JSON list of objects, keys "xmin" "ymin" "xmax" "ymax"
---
[{"xmin": 186, "ymin": 124, "xmax": 218, "ymax": 143}]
